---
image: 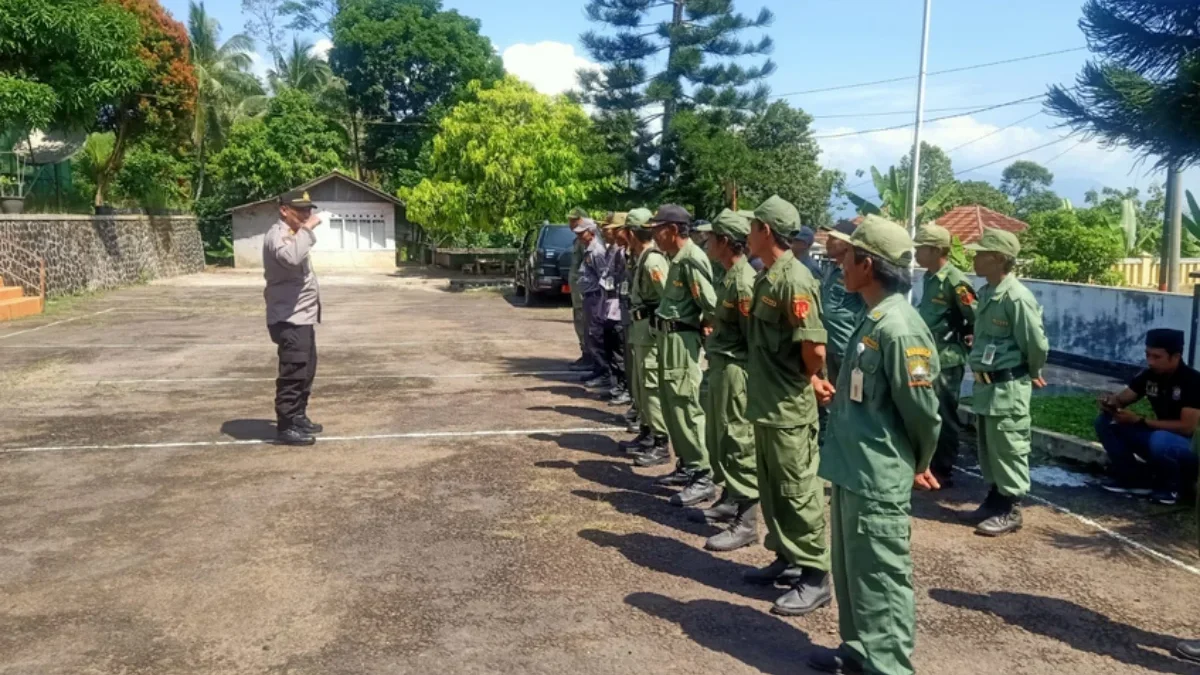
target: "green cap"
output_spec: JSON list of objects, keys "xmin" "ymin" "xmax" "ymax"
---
[
  {"xmin": 966, "ymin": 227, "xmax": 1021, "ymax": 257},
  {"xmin": 736, "ymin": 209, "xmax": 756, "ymax": 221},
  {"xmin": 753, "ymin": 195, "xmax": 800, "ymax": 233},
  {"xmin": 601, "ymin": 211, "xmax": 628, "ymax": 230},
  {"xmin": 848, "ymin": 214, "xmax": 914, "ymax": 267},
  {"xmin": 626, "ymin": 208, "xmax": 653, "ymax": 229},
  {"xmin": 914, "ymin": 223, "xmax": 952, "ymax": 248},
  {"xmin": 693, "ymin": 221, "xmax": 713, "ymax": 232},
  {"xmin": 567, "ymin": 207, "xmax": 588, "ymax": 221},
  {"xmin": 711, "ymin": 208, "xmax": 751, "ymax": 242}
]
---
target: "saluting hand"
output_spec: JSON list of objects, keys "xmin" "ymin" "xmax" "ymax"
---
[
  {"xmin": 811, "ymin": 376, "xmax": 835, "ymax": 407},
  {"xmin": 302, "ymin": 213, "xmax": 322, "ymax": 230},
  {"xmin": 914, "ymin": 469, "xmax": 941, "ymax": 491}
]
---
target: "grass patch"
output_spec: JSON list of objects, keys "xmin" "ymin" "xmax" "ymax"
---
[
  {"xmin": 1029, "ymin": 395, "xmax": 1154, "ymax": 442},
  {"xmin": 42, "ymin": 290, "xmax": 106, "ymax": 317}
]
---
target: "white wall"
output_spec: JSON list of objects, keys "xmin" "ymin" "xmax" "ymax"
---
[{"xmin": 232, "ymin": 201, "xmax": 396, "ymax": 269}]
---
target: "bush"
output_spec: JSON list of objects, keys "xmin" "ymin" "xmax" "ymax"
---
[{"xmin": 1021, "ymin": 208, "xmax": 1126, "ymax": 285}]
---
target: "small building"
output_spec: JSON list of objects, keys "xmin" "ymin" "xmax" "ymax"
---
[{"xmin": 230, "ymin": 171, "xmax": 413, "ymax": 270}]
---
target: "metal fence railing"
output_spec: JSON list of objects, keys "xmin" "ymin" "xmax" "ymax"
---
[{"xmin": 0, "ymin": 236, "xmax": 46, "ymax": 299}]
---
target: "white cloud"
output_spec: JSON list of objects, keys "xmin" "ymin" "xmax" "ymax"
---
[
  {"xmin": 311, "ymin": 38, "xmax": 332, "ymax": 61},
  {"xmin": 502, "ymin": 41, "xmax": 599, "ymax": 96},
  {"xmin": 247, "ymin": 51, "xmax": 271, "ymax": 82}
]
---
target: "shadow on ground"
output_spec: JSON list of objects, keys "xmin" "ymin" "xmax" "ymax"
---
[
  {"xmin": 220, "ymin": 419, "xmax": 276, "ymax": 440},
  {"xmin": 930, "ymin": 589, "xmax": 1193, "ymax": 674},
  {"xmin": 625, "ymin": 592, "xmax": 814, "ymax": 675}
]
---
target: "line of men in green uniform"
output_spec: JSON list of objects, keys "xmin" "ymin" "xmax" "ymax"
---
[{"xmin": 568, "ymin": 196, "xmax": 1050, "ymax": 675}]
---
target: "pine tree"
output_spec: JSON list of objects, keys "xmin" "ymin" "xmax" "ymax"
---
[
  {"xmin": 578, "ymin": 0, "xmax": 775, "ymax": 193},
  {"xmin": 1046, "ymin": 1, "xmax": 1200, "ymax": 168}
]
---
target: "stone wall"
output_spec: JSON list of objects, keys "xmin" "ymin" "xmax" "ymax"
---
[{"xmin": 0, "ymin": 215, "xmax": 205, "ymax": 297}]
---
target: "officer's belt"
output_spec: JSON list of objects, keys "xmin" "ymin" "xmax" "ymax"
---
[
  {"xmin": 974, "ymin": 364, "xmax": 1029, "ymax": 384},
  {"xmin": 651, "ymin": 316, "xmax": 701, "ymax": 334},
  {"xmin": 604, "ymin": 288, "xmax": 620, "ymax": 299},
  {"xmin": 632, "ymin": 304, "xmax": 660, "ymax": 321}
]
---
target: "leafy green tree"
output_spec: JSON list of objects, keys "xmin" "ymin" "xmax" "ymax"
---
[
  {"xmin": 280, "ymin": 0, "xmax": 338, "ymax": 36},
  {"xmin": 331, "ymin": 0, "xmax": 503, "ymax": 191},
  {"xmin": 401, "ymin": 77, "xmax": 615, "ymax": 247},
  {"xmin": 0, "ymin": 0, "xmax": 145, "ymax": 133},
  {"xmin": 269, "ymin": 36, "xmax": 333, "ymax": 94},
  {"xmin": 897, "ymin": 142, "xmax": 955, "ymax": 200},
  {"xmin": 242, "ymin": 0, "xmax": 286, "ymax": 65},
  {"xmin": 579, "ymin": 0, "xmax": 776, "ymax": 186},
  {"xmin": 189, "ymin": 0, "xmax": 264, "ymax": 200},
  {"xmin": 1047, "ymin": 0, "xmax": 1200, "ymax": 168},
  {"xmin": 207, "ymin": 88, "xmax": 346, "ymax": 207},
  {"xmin": 847, "ymin": 165, "xmax": 954, "ymax": 225},
  {"xmin": 933, "ymin": 180, "xmax": 1015, "ymax": 218},
  {"xmin": 1087, "ymin": 183, "xmax": 1199, "ymax": 256},
  {"xmin": 1000, "ymin": 160, "xmax": 1054, "ymax": 201},
  {"xmin": 1022, "ymin": 208, "xmax": 1127, "ymax": 285}
]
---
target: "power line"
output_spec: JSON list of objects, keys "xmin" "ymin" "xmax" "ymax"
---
[
  {"xmin": 953, "ymin": 136, "xmax": 1074, "ymax": 177},
  {"xmin": 775, "ymin": 46, "xmax": 1087, "ymax": 99},
  {"xmin": 1041, "ymin": 139, "xmax": 1086, "ymax": 166},
  {"xmin": 813, "ymin": 93, "xmax": 1045, "ymax": 140},
  {"xmin": 946, "ymin": 110, "xmax": 1044, "ymax": 153},
  {"xmin": 810, "ymin": 101, "xmax": 1041, "ymax": 119}
]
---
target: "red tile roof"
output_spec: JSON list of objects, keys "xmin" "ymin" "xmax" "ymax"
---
[{"xmin": 934, "ymin": 205, "xmax": 1029, "ymax": 244}]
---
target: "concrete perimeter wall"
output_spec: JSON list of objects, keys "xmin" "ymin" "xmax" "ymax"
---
[{"xmin": 0, "ymin": 215, "xmax": 205, "ymax": 297}]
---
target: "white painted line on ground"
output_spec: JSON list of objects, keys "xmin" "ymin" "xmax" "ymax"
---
[
  {"xmin": 0, "ymin": 426, "xmax": 623, "ymax": 455},
  {"xmin": 90, "ymin": 370, "xmax": 578, "ymax": 384},
  {"xmin": 0, "ymin": 308, "xmax": 116, "ymax": 341},
  {"xmin": 955, "ymin": 467, "xmax": 1200, "ymax": 578},
  {"xmin": 0, "ymin": 337, "xmax": 571, "ymax": 349}
]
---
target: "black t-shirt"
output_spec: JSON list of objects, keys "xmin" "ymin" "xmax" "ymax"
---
[{"xmin": 1130, "ymin": 364, "xmax": 1200, "ymax": 421}]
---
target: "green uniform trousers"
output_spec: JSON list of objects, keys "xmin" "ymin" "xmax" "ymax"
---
[
  {"xmin": 830, "ymin": 485, "xmax": 915, "ymax": 675},
  {"xmin": 708, "ymin": 355, "xmax": 758, "ymax": 502},
  {"xmin": 755, "ymin": 423, "xmax": 828, "ymax": 570},
  {"xmin": 632, "ymin": 341, "xmax": 667, "ymax": 436},
  {"xmin": 658, "ymin": 330, "xmax": 710, "ymax": 474},
  {"xmin": 976, "ymin": 413, "xmax": 1032, "ymax": 499},
  {"xmin": 929, "ymin": 365, "xmax": 964, "ymax": 478},
  {"xmin": 571, "ymin": 287, "xmax": 586, "ymax": 352},
  {"xmin": 703, "ymin": 366, "xmax": 717, "ymax": 480}
]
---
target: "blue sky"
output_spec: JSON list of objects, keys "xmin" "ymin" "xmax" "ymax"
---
[{"xmin": 166, "ymin": 0, "xmax": 1192, "ymax": 207}]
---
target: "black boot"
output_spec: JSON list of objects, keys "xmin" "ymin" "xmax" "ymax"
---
[
  {"xmin": 807, "ymin": 647, "xmax": 865, "ymax": 674},
  {"xmin": 976, "ymin": 497, "xmax": 1023, "ymax": 537},
  {"xmin": 295, "ymin": 415, "xmax": 323, "ymax": 434},
  {"xmin": 772, "ymin": 568, "xmax": 833, "ymax": 616},
  {"xmin": 670, "ymin": 474, "xmax": 716, "ymax": 506},
  {"xmin": 688, "ymin": 491, "xmax": 737, "ymax": 523},
  {"xmin": 634, "ymin": 440, "xmax": 671, "ymax": 467},
  {"xmin": 569, "ymin": 357, "xmax": 594, "ymax": 372},
  {"xmin": 705, "ymin": 501, "xmax": 759, "ymax": 551},
  {"xmin": 619, "ymin": 427, "xmax": 653, "ymax": 453},
  {"xmin": 960, "ymin": 485, "xmax": 1003, "ymax": 524},
  {"xmin": 1175, "ymin": 640, "xmax": 1200, "ymax": 664},
  {"xmin": 277, "ymin": 426, "xmax": 316, "ymax": 446},
  {"xmin": 743, "ymin": 555, "xmax": 805, "ymax": 586}
]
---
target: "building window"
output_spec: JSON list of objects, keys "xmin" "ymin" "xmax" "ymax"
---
[{"xmin": 329, "ymin": 214, "xmax": 387, "ymax": 250}]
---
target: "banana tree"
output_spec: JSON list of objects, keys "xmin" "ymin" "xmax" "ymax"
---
[
  {"xmin": 1184, "ymin": 190, "xmax": 1200, "ymax": 242},
  {"xmin": 846, "ymin": 165, "xmax": 954, "ymax": 224}
]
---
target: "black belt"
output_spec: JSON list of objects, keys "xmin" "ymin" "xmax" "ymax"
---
[
  {"xmin": 604, "ymin": 289, "xmax": 620, "ymax": 299},
  {"xmin": 632, "ymin": 305, "xmax": 659, "ymax": 321},
  {"xmin": 974, "ymin": 365, "xmax": 1029, "ymax": 384},
  {"xmin": 651, "ymin": 316, "xmax": 701, "ymax": 333}
]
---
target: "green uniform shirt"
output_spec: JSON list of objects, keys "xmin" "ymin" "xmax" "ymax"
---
[
  {"xmin": 746, "ymin": 250, "xmax": 828, "ymax": 427},
  {"xmin": 821, "ymin": 266, "xmax": 866, "ymax": 360},
  {"xmin": 710, "ymin": 257, "xmax": 726, "ymax": 289},
  {"xmin": 569, "ymin": 239, "xmax": 584, "ymax": 287},
  {"xmin": 706, "ymin": 257, "xmax": 756, "ymax": 363},
  {"xmin": 918, "ymin": 264, "xmax": 977, "ymax": 368},
  {"xmin": 968, "ymin": 275, "xmax": 1050, "ymax": 415},
  {"xmin": 630, "ymin": 245, "xmax": 670, "ymax": 346},
  {"xmin": 819, "ymin": 293, "xmax": 943, "ymax": 503},
  {"xmin": 655, "ymin": 239, "xmax": 717, "ymax": 327}
]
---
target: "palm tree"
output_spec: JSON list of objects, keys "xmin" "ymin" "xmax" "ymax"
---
[
  {"xmin": 189, "ymin": 1, "xmax": 264, "ymax": 199},
  {"xmin": 268, "ymin": 37, "xmax": 333, "ymax": 95},
  {"xmin": 846, "ymin": 165, "xmax": 955, "ymax": 225}
]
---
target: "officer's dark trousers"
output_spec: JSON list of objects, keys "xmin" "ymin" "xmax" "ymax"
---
[
  {"xmin": 269, "ymin": 322, "xmax": 317, "ymax": 429},
  {"xmin": 603, "ymin": 319, "xmax": 627, "ymax": 388},
  {"xmin": 583, "ymin": 292, "xmax": 610, "ymax": 377}
]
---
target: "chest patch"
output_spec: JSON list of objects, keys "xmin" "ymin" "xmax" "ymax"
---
[
  {"xmin": 1173, "ymin": 386, "xmax": 1182, "ymax": 401},
  {"xmin": 992, "ymin": 318, "xmax": 1009, "ymax": 327},
  {"xmin": 861, "ymin": 335, "xmax": 880, "ymax": 351},
  {"xmin": 931, "ymin": 296, "xmax": 947, "ymax": 305},
  {"xmin": 760, "ymin": 296, "xmax": 778, "ymax": 308},
  {"xmin": 1147, "ymin": 382, "xmax": 1159, "ymax": 397},
  {"xmin": 673, "ymin": 280, "xmax": 684, "ymax": 288}
]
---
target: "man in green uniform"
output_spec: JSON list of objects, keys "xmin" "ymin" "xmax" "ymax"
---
[
  {"xmin": 820, "ymin": 220, "xmax": 867, "ymax": 385},
  {"xmin": 743, "ymin": 195, "xmax": 835, "ymax": 617},
  {"xmin": 808, "ymin": 215, "xmax": 942, "ymax": 675},
  {"xmin": 567, "ymin": 207, "xmax": 591, "ymax": 371},
  {"xmin": 648, "ymin": 204, "xmax": 719, "ymax": 506},
  {"xmin": 915, "ymin": 224, "xmax": 977, "ymax": 488},
  {"xmin": 962, "ymin": 228, "xmax": 1049, "ymax": 537},
  {"xmin": 689, "ymin": 208, "xmax": 760, "ymax": 552},
  {"xmin": 620, "ymin": 209, "xmax": 672, "ymax": 462}
]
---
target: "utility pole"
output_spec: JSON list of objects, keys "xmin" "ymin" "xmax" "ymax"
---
[
  {"xmin": 658, "ymin": 0, "xmax": 686, "ymax": 183},
  {"xmin": 1166, "ymin": 162, "xmax": 1183, "ymax": 292},
  {"xmin": 905, "ymin": 0, "xmax": 933, "ymax": 238}
]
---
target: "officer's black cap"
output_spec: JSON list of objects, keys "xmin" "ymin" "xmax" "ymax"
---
[
  {"xmin": 650, "ymin": 204, "xmax": 691, "ymax": 227},
  {"xmin": 279, "ymin": 189, "xmax": 316, "ymax": 209}
]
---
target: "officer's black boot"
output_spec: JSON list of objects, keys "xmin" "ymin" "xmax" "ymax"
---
[
  {"xmin": 976, "ymin": 495, "xmax": 1023, "ymax": 537},
  {"xmin": 705, "ymin": 501, "xmax": 759, "ymax": 551},
  {"xmin": 295, "ymin": 415, "xmax": 323, "ymax": 434},
  {"xmin": 670, "ymin": 473, "xmax": 716, "ymax": 506},
  {"xmin": 277, "ymin": 425, "xmax": 316, "ymax": 446},
  {"xmin": 743, "ymin": 555, "xmax": 806, "ymax": 586},
  {"xmin": 807, "ymin": 647, "xmax": 865, "ymax": 674},
  {"xmin": 959, "ymin": 485, "xmax": 1003, "ymax": 524},
  {"xmin": 772, "ymin": 568, "xmax": 833, "ymax": 616},
  {"xmin": 688, "ymin": 490, "xmax": 737, "ymax": 523},
  {"xmin": 634, "ymin": 439, "xmax": 672, "ymax": 467},
  {"xmin": 619, "ymin": 427, "xmax": 653, "ymax": 453},
  {"xmin": 1175, "ymin": 640, "xmax": 1200, "ymax": 664}
]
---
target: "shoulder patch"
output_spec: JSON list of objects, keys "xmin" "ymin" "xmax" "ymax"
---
[
  {"xmin": 956, "ymin": 285, "xmax": 976, "ymax": 305},
  {"xmin": 691, "ymin": 281, "xmax": 700, "ymax": 299},
  {"xmin": 650, "ymin": 269, "xmax": 665, "ymax": 284},
  {"xmin": 907, "ymin": 356, "xmax": 933, "ymax": 387},
  {"xmin": 906, "ymin": 346, "xmax": 932, "ymax": 358},
  {"xmin": 738, "ymin": 297, "xmax": 751, "ymax": 317},
  {"xmin": 792, "ymin": 294, "xmax": 812, "ymax": 320}
]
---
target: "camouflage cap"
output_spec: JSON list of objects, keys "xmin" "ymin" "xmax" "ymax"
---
[
  {"xmin": 914, "ymin": 223, "xmax": 952, "ymax": 248},
  {"xmin": 567, "ymin": 207, "xmax": 588, "ymax": 221},
  {"xmin": 752, "ymin": 195, "xmax": 800, "ymax": 233},
  {"xmin": 602, "ymin": 211, "xmax": 629, "ymax": 230},
  {"xmin": 626, "ymin": 208, "xmax": 653, "ymax": 229},
  {"xmin": 966, "ymin": 227, "xmax": 1021, "ymax": 257},
  {"xmin": 848, "ymin": 214, "xmax": 914, "ymax": 267},
  {"xmin": 711, "ymin": 208, "xmax": 751, "ymax": 242}
]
